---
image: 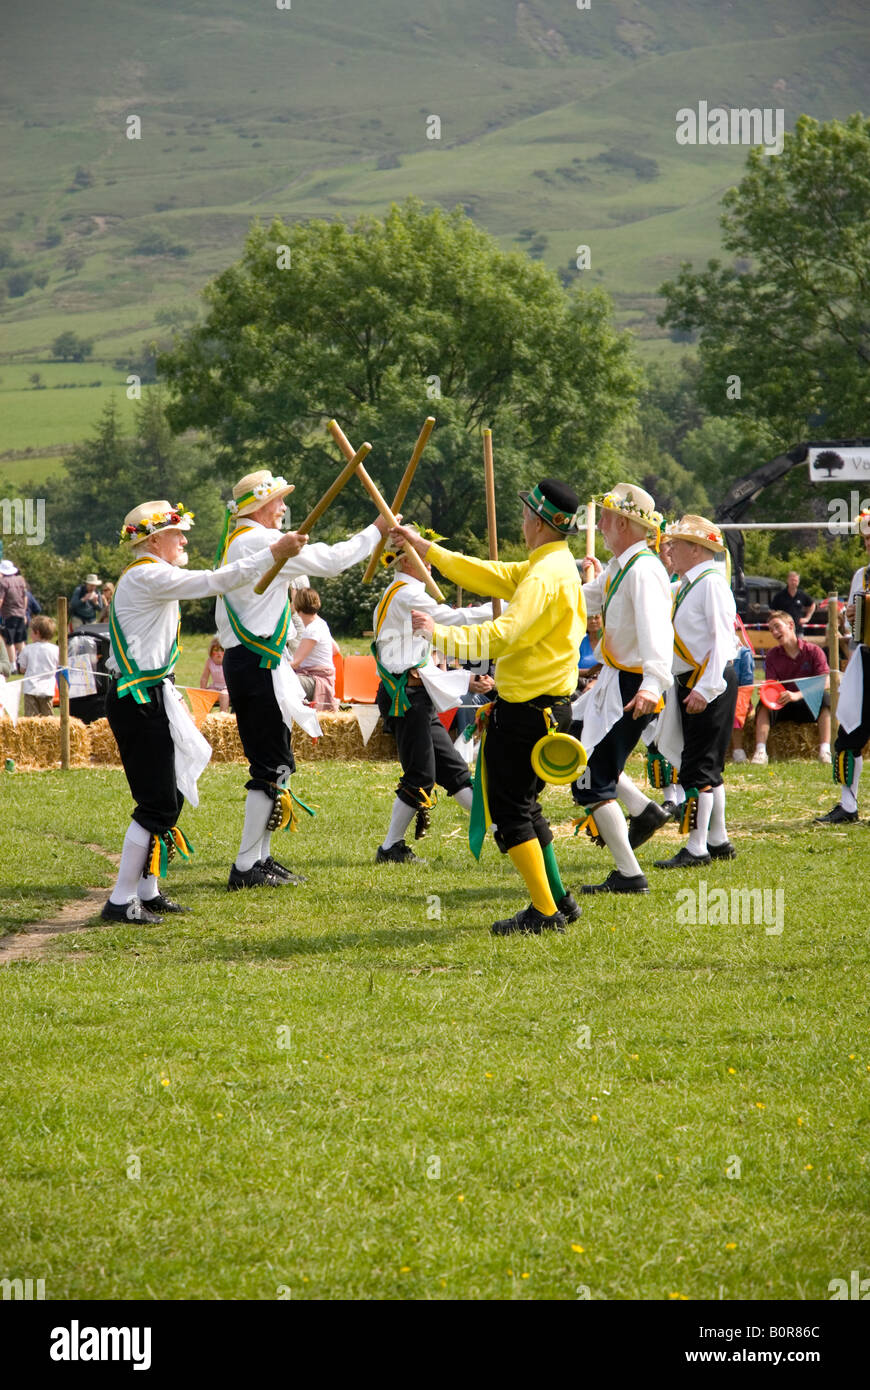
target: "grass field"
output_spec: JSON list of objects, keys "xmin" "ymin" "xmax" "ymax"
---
[{"xmin": 1, "ymin": 754, "xmax": 868, "ymax": 1300}]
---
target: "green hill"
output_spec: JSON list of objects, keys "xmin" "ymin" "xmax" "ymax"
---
[{"xmin": 1, "ymin": 0, "xmax": 869, "ymax": 461}]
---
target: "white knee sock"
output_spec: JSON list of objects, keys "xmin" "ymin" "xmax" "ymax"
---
[
  {"xmin": 137, "ymin": 871, "xmax": 159, "ymax": 902},
  {"xmin": 662, "ymin": 783, "xmax": 678, "ymax": 805},
  {"xmin": 708, "ymin": 783, "xmax": 728, "ymax": 846},
  {"xmin": 674, "ymin": 784, "xmax": 686, "ymax": 805},
  {"xmin": 382, "ymin": 796, "xmax": 416, "ymax": 848},
  {"xmin": 110, "ymin": 820, "xmax": 152, "ymax": 906},
  {"xmin": 841, "ymin": 755, "xmax": 863, "ymax": 813},
  {"xmin": 451, "ymin": 786, "xmax": 474, "ymax": 811},
  {"xmin": 617, "ymin": 773, "xmax": 650, "ymax": 817},
  {"xmin": 593, "ymin": 800, "xmax": 643, "ymax": 878},
  {"xmin": 236, "ymin": 790, "xmax": 274, "ymax": 871},
  {"xmin": 687, "ymin": 791, "xmax": 714, "ymax": 856}
]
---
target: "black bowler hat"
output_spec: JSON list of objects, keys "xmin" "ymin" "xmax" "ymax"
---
[{"xmin": 518, "ymin": 478, "xmax": 581, "ymax": 534}]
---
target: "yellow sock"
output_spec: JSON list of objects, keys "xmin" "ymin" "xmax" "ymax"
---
[{"xmin": 508, "ymin": 839, "xmax": 558, "ymax": 916}]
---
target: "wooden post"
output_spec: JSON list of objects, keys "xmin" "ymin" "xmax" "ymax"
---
[
  {"xmin": 482, "ymin": 429, "xmax": 501, "ymax": 619},
  {"xmin": 362, "ymin": 416, "xmax": 435, "ymax": 583},
  {"xmin": 827, "ymin": 591, "xmax": 840, "ymax": 739},
  {"xmin": 57, "ymin": 597, "xmax": 70, "ymax": 771}
]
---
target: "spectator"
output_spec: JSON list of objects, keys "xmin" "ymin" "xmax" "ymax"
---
[
  {"xmin": 200, "ymin": 636, "xmax": 230, "ymax": 713},
  {"xmin": 770, "ymin": 571, "xmax": 815, "ymax": 634},
  {"xmin": 69, "ymin": 572, "xmax": 101, "ymax": 630},
  {"xmin": 98, "ymin": 581, "xmax": 114, "ymax": 622},
  {"xmin": 577, "ymin": 611, "xmax": 602, "ymax": 692},
  {"xmin": 750, "ymin": 611, "xmax": 831, "ymax": 765},
  {"xmin": 0, "ymin": 559, "xmax": 28, "ymax": 664},
  {"xmin": 18, "ymin": 615, "xmax": 59, "ymax": 717},
  {"xmin": 25, "ymin": 583, "xmax": 41, "ymax": 625},
  {"xmin": 290, "ymin": 587, "xmax": 339, "ymax": 711}
]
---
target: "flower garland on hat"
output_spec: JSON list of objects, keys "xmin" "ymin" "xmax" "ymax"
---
[
  {"xmin": 119, "ymin": 503, "xmax": 194, "ymax": 545},
  {"xmin": 380, "ymin": 524, "xmax": 445, "ymax": 567}
]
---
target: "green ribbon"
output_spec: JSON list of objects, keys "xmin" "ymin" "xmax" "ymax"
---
[
  {"xmin": 109, "ymin": 595, "xmax": 180, "ymax": 704},
  {"xmin": 224, "ymin": 595, "xmax": 292, "ymax": 669},
  {"xmin": 468, "ymin": 725, "xmax": 490, "ymax": 861},
  {"xmin": 371, "ymin": 642, "xmax": 423, "ymax": 717}
]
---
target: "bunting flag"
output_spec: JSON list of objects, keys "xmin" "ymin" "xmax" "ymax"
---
[
  {"xmin": 793, "ymin": 675, "xmax": 828, "ymax": 719},
  {"xmin": 0, "ymin": 677, "xmax": 22, "ymax": 726},
  {"xmin": 180, "ymin": 686, "xmax": 220, "ymax": 729},
  {"xmin": 351, "ymin": 703, "xmax": 381, "ymax": 747},
  {"xmin": 56, "ymin": 667, "xmax": 70, "ymax": 688}
]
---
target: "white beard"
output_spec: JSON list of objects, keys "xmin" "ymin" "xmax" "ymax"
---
[{"xmin": 175, "ymin": 551, "xmax": 190, "ymax": 567}]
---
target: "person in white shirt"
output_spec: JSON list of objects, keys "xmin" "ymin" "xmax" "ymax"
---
[
  {"xmin": 815, "ymin": 507, "xmax": 870, "ymax": 825},
  {"xmin": 215, "ymin": 470, "xmax": 390, "ymax": 890},
  {"xmin": 103, "ymin": 498, "xmax": 306, "ymax": 925},
  {"xmin": 373, "ymin": 529, "xmax": 493, "ymax": 864},
  {"xmin": 572, "ymin": 483, "xmax": 674, "ymax": 894},
  {"xmin": 290, "ymin": 587, "xmax": 338, "ymax": 711},
  {"xmin": 653, "ymin": 515, "xmax": 739, "ymax": 868},
  {"xmin": 18, "ymin": 615, "xmax": 59, "ymax": 716}
]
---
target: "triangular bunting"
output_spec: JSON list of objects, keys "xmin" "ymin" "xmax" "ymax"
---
[
  {"xmin": 181, "ymin": 685, "xmax": 220, "ymax": 729},
  {"xmin": 0, "ymin": 677, "xmax": 22, "ymax": 726},
  {"xmin": 793, "ymin": 675, "xmax": 827, "ymax": 720},
  {"xmin": 56, "ymin": 667, "xmax": 70, "ymax": 688},
  {"xmin": 351, "ymin": 703, "xmax": 381, "ymax": 747}
]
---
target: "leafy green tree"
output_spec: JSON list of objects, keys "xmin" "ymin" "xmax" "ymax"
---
[
  {"xmin": 52, "ymin": 331, "xmax": 94, "ymax": 362},
  {"xmin": 659, "ymin": 114, "xmax": 870, "ymax": 446},
  {"xmin": 159, "ymin": 199, "xmax": 638, "ymax": 537}
]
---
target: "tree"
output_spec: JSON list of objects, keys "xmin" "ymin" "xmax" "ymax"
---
[
  {"xmin": 659, "ymin": 114, "xmax": 870, "ymax": 445},
  {"xmin": 7, "ymin": 269, "xmax": 34, "ymax": 297},
  {"xmin": 52, "ymin": 331, "xmax": 94, "ymax": 362},
  {"xmin": 159, "ymin": 199, "xmax": 638, "ymax": 537}
]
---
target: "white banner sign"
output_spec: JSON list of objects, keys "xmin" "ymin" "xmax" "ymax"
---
[{"xmin": 808, "ymin": 445, "xmax": 870, "ymax": 483}]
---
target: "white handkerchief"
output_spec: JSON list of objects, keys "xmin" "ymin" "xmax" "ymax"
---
[
  {"xmin": 272, "ymin": 655, "xmax": 322, "ymax": 740},
  {"xmin": 162, "ymin": 680, "xmax": 212, "ymax": 808}
]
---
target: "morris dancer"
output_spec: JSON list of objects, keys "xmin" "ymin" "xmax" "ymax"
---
[
  {"xmin": 573, "ymin": 484, "xmax": 673, "ymax": 894},
  {"xmin": 215, "ymin": 470, "xmax": 388, "ymax": 889},
  {"xmin": 815, "ymin": 509, "xmax": 870, "ymax": 825},
  {"xmin": 103, "ymin": 499, "xmax": 305, "ymax": 924},
  {"xmin": 397, "ymin": 478, "xmax": 585, "ymax": 936},
  {"xmin": 653, "ymin": 516, "xmax": 738, "ymax": 867},
  {"xmin": 373, "ymin": 528, "xmax": 493, "ymax": 864}
]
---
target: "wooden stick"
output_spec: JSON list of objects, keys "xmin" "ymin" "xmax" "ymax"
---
[
  {"xmin": 482, "ymin": 428, "xmax": 502, "ymax": 619},
  {"xmin": 362, "ymin": 416, "xmax": 435, "ymax": 582},
  {"xmin": 586, "ymin": 501, "xmax": 596, "ymax": 559},
  {"xmin": 253, "ymin": 442, "xmax": 372, "ymax": 594},
  {"xmin": 827, "ymin": 590, "xmax": 840, "ymax": 739},
  {"xmin": 327, "ymin": 420, "xmax": 445, "ymax": 602},
  {"xmin": 57, "ymin": 597, "xmax": 69, "ymax": 771}
]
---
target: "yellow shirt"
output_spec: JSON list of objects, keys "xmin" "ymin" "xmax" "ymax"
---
[{"xmin": 427, "ymin": 540, "xmax": 586, "ymax": 702}]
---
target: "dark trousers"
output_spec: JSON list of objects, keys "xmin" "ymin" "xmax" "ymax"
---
[
  {"xmin": 484, "ymin": 695, "xmax": 572, "ymax": 852},
  {"xmin": 223, "ymin": 645, "xmax": 294, "ymax": 792},
  {"xmin": 575, "ymin": 670, "xmax": 653, "ymax": 804},
  {"xmin": 677, "ymin": 665, "xmax": 738, "ymax": 789},
  {"xmin": 106, "ymin": 682, "xmax": 184, "ymax": 834},
  {"xmin": 377, "ymin": 683, "xmax": 472, "ymax": 809}
]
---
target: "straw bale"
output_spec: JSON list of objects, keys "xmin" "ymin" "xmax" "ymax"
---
[{"xmin": 0, "ymin": 715, "xmax": 90, "ymax": 768}]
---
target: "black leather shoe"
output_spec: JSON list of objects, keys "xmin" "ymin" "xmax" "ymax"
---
[
  {"xmin": 140, "ymin": 893, "xmax": 190, "ymax": 914},
  {"xmin": 627, "ymin": 801, "xmax": 671, "ymax": 849},
  {"xmin": 260, "ymin": 856, "xmax": 305, "ymax": 884},
  {"xmin": 814, "ymin": 805, "xmax": 858, "ymax": 824},
  {"xmin": 580, "ymin": 870, "xmax": 649, "ymax": 894},
  {"xmin": 101, "ymin": 896, "xmax": 162, "ymax": 924},
  {"xmin": 375, "ymin": 840, "xmax": 424, "ymax": 864},
  {"xmin": 227, "ymin": 863, "xmax": 283, "ymax": 891},
  {"xmin": 556, "ymin": 891, "xmax": 582, "ymax": 923},
  {"xmin": 662, "ymin": 800, "xmax": 683, "ymax": 821},
  {"xmin": 654, "ymin": 847, "xmax": 711, "ymax": 869},
  {"xmin": 491, "ymin": 904, "xmax": 567, "ymax": 936},
  {"xmin": 708, "ymin": 841, "xmax": 737, "ymax": 860}
]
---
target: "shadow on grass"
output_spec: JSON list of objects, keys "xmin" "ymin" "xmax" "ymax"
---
[{"xmin": 200, "ymin": 920, "xmax": 485, "ymax": 960}]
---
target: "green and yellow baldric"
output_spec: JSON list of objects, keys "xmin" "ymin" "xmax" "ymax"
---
[
  {"xmin": 110, "ymin": 557, "xmax": 181, "ymax": 703},
  {"xmin": 219, "ymin": 524, "xmax": 291, "ymax": 669},
  {"xmin": 372, "ymin": 579, "xmax": 423, "ymax": 717},
  {"xmin": 672, "ymin": 567, "xmax": 720, "ymax": 689}
]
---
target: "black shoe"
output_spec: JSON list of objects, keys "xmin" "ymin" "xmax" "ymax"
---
[
  {"xmin": 662, "ymin": 800, "xmax": 683, "ymax": 821},
  {"xmin": 556, "ymin": 891, "xmax": 582, "ymax": 923},
  {"xmin": 375, "ymin": 840, "xmax": 424, "ymax": 864},
  {"xmin": 491, "ymin": 904, "xmax": 567, "ymax": 936},
  {"xmin": 580, "ymin": 870, "xmax": 649, "ymax": 894},
  {"xmin": 140, "ymin": 893, "xmax": 190, "ymax": 914},
  {"xmin": 101, "ymin": 896, "xmax": 162, "ymax": 925},
  {"xmin": 260, "ymin": 856, "xmax": 305, "ymax": 884},
  {"xmin": 814, "ymin": 805, "xmax": 858, "ymax": 824},
  {"xmin": 708, "ymin": 840, "xmax": 737, "ymax": 860},
  {"xmin": 654, "ymin": 847, "xmax": 711, "ymax": 869},
  {"xmin": 627, "ymin": 801, "xmax": 671, "ymax": 849},
  {"xmin": 227, "ymin": 862, "xmax": 283, "ymax": 891}
]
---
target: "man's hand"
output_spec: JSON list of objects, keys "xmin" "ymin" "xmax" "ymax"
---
[
  {"xmin": 581, "ymin": 556, "xmax": 603, "ymax": 580},
  {"xmin": 624, "ymin": 688, "xmax": 659, "ymax": 719},
  {"xmin": 469, "ymin": 673, "xmax": 494, "ymax": 695},
  {"xmin": 270, "ymin": 531, "xmax": 308, "ymax": 563},
  {"xmin": 777, "ymin": 689, "xmax": 803, "ymax": 707},
  {"xmin": 389, "ymin": 524, "xmax": 429, "ymax": 558},
  {"xmin": 411, "ymin": 609, "xmax": 434, "ymax": 637},
  {"xmin": 846, "ymin": 602, "xmax": 856, "ymax": 623},
  {"xmin": 684, "ymin": 689, "xmax": 708, "ymax": 714},
  {"xmin": 374, "ymin": 511, "xmax": 401, "ymax": 537}
]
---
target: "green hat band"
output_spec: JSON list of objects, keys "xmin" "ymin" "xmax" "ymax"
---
[{"xmin": 525, "ymin": 485, "xmax": 578, "ymax": 533}]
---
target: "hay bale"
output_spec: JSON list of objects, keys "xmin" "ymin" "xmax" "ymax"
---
[
  {"xmin": 742, "ymin": 710, "xmax": 870, "ymax": 761},
  {"xmin": 0, "ymin": 715, "xmax": 90, "ymax": 768},
  {"xmin": 292, "ymin": 711, "xmax": 394, "ymax": 762},
  {"xmin": 88, "ymin": 717, "xmax": 120, "ymax": 765},
  {"xmin": 200, "ymin": 711, "xmax": 246, "ymax": 762}
]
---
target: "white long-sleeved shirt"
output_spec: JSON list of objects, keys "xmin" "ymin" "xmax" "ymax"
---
[
  {"xmin": 582, "ymin": 539, "xmax": 673, "ymax": 700},
  {"xmin": 107, "ymin": 549, "xmax": 274, "ymax": 675},
  {"xmin": 374, "ymin": 571, "xmax": 492, "ymax": 674},
  {"xmin": 671, "ymin": 559, "xmax": 738, "ymax": 702},
  {"xmin": 847, "ymin": 562, "xmax": 870, "ymax": 650},
  {"xmin": 216, "ymin": 522, "xmax": 380, "ymax": 649}
]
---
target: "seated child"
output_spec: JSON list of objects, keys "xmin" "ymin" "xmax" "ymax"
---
[
  {"xmin": 200, "ymin": 636, "xmax": 230, "ymax": 712},
  {"xmin": 290, "ymin": 588, "xmax": 339, "ymax": 711}
]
